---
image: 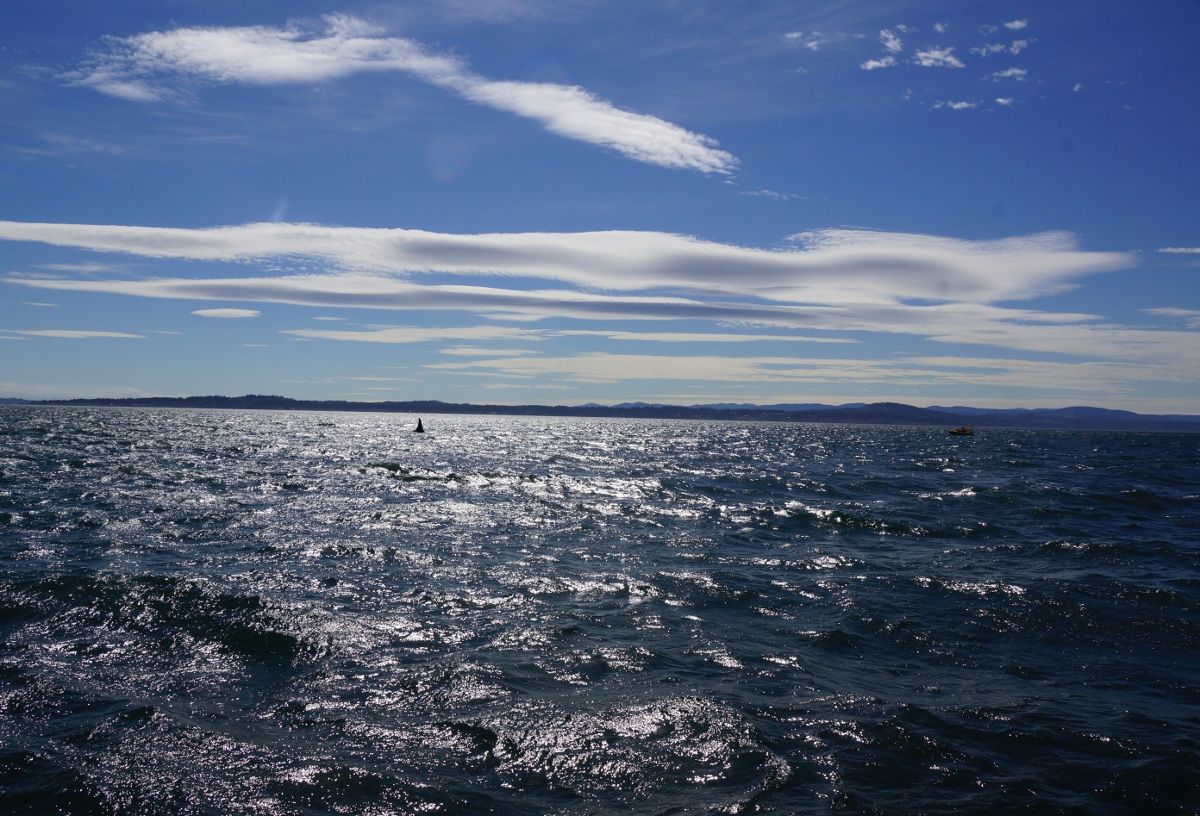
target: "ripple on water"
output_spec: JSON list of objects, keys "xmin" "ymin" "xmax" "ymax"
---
[{"xmin": 1, "ymin": 408, "xmax": 1198, "ymax": 814}]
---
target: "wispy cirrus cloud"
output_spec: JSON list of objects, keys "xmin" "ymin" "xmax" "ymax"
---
[
  {"xmin": 64, "ymin": 15, "xmax": 736, "ymax": 174},
  {"xmin": 1144, "ymin": 308, "xmax": 1200, "ymax": 328},
  {"xmin": 991, "ymin": 68, "xmax": 1027, "ymax": 81},
  {"xmin": 441, "ymin": 346, "xmax": 541, "ymax": 357},
  {"xmin": 555, "ymin": 330, "xmax": 856, "ymax": 344},
  {"xmin": 283, "ymin": 326, "xmax": 858, "ymax": 346},
  {"xmin": 425, "ymin": 353, "xmax": 886, "ymax": 384},
  {"xmin": 193, "ymin": 308, "xmax": 260, "ymax": 318},
  {"xmin": 284, "ymin": 325, "xmax": 543, "ymax": 344},
  {"xmin": 972, "ymin": 39, "xmax": 1031, "ymax": 58},
  {"xmin": 424, "ymin": 351, "xmax": 1196, "ymax": 395},
  {"xmin": 971, "ymin": 43, "xmax": 1007, "ymax": 57},
  {"xmin": 0, "ymin": 329, "xmax": 143, "ymax": 339},
  {"xmin": 36, "ymin": 261, "xmax": 125, "ymax": 274},
  {"xmin": 14, "ymin": 133, "xmax": 127, "ymax": 158}
]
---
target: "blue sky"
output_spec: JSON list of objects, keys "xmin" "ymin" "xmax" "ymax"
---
[{"xmin": 2, "ymin": 0, "xmax": 1198, "ymax": 411}]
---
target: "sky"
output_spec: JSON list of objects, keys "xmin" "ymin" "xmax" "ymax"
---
[{"xmin": 2, "ymin": 0, "xmax": 1199, "ymax": 412}]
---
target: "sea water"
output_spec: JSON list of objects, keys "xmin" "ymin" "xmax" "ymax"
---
[{"xmin": 1, "ymin": 406, "xmax": 1197, "ymax": 815}]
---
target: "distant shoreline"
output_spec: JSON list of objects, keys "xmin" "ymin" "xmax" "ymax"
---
[{"xmin": 3, "ymin": 395, "xmax": 1199, "ymax": 432}]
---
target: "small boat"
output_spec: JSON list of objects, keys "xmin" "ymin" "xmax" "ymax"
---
[
  {"xmin": 949, "ymin": 426, "xmax": 974, "ymax": 436},
  {"xmin": 413, "ymin": 418, "xmax": 425, "ymax": 433}
]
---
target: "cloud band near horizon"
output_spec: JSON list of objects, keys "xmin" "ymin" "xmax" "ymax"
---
[
  {"xmin": 0, "ymin": 220, "xmax": 1131, "ymax": 306},
  {"xmin": 3, "ymin": 217, "xmax": 1190, "ymax": 371}
]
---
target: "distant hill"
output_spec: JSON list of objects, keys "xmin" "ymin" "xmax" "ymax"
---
[
  {"xmin": 694, "ymin": 402, "xmax": 866, "ymax": 412},
  {"xmin": 8, "ymin": 394, "xmax": 1199, "ymax": 432}
]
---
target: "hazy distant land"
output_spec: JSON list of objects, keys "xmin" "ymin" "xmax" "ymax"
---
[{"xmin": 3, "ymin": 395, "xmax": 1198, "ymax": 432}]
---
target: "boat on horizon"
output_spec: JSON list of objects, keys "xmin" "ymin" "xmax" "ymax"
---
[{"xmin": 949, "ymin": 426, "xmax": 974, "ymax": 436}]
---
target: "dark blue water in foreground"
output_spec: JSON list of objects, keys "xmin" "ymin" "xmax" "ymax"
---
[{"xmin": 1, "ymin": 407, "xmax": 1198, "ymax": 815}]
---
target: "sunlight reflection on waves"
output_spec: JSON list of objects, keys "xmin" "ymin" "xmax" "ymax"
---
[{"xmin": 1, "ymin": 408, "xmax": 1198, "ymax": 814}]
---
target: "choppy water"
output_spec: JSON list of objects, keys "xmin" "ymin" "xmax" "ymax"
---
[{"xmin": 1, "ymin": 406, "xmax": 1198, "ymax": 815}]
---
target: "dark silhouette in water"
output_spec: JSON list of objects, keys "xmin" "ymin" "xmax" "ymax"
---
[{"xmin": 414, "ymin": 418, "xmax": 425, "ymax": 433}]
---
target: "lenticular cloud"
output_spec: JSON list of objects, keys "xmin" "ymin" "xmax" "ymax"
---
[
  {"xmin": 0, "ymin": 218, "xmax": 1169, "ymax": 363},
  {"xmin": 0, "ymin": 219, "xmax": 1131, "ymax": 306},
  {"xmin": 66, "ymin": 15, "xmax": 737, "ymax": 174}
]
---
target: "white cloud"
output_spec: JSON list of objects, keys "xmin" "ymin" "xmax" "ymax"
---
[
  {"xmin": 934, "ymin": 23, "xmax": 947, "ymax": 33},
  {"xmin": 880, "ymin": 29, "xmax": 903, "ymax": 54},
  {"xmin": 1005, "ymin": 20, "xmax": 1028, "ymax": 30},
  {"xmin": 1072, "ymin": 82, "xmax": 1084, "ymax": 92},
  {"xmin": 1145, "ymin": 308, "xmax": 1200, "ymax": 329},
  {"xmin": 742, "ymin": 188, "xmax": 800, "ymax": 201},
  {"xmin": 1009, "ymin": 39, "xmax": 1030, "ymax": 54},
  {"xmin": 1, "ymin": 219, "xmax": 1175, "ymax": 372},
  {"xmin": 992, "ymin": 68, "xmax": 1027, "ymax": 81},
  {"xmin": 37, "ymin": 261, "xmax": 124, "ymax": 273},
  {"xmin": 913, "ymin": 47, "xmax": 964, "ymax": 68},
  {"xmin": 899, "ymin": 355, "xmax": 1182, "ymax": 394},
  {"xmin": 67, "ymin": 15, "xmax": 736, "ymax": 174},
  {"xmin": 0, "ymin": 329, "xmax": 143, "ymax": 339},
  {"xmin": 9, "ymin": 268, "xmax": 1200, "ymax": 377},
  {"xmin": 426, "ymin": 353, "xmax": 867, "ymax": 384},
  {"xmin": 440, "ymin": 346, "xmax": 541, "ymax": 356},
  {"xmin": 970, "ymin": 44, "xmax": 1007, "ymax": 57},
  {"xmin": 15, "ymin": 134, "xmax": 127, "ymax": 158},
  {"xmin": 340, "ymin": 376, "xmax": 417, "ymax": 381},
  {"xmin": 1158, "ymin": 247, "xmax": 1200, "ymax": 254},
  {"xmin": 996, "ymin": 98, "xmax": 1014, "ymax": 106},
  {"xmin": 12, "ymin": 222, "xmax": 1191, "ymax": 397},
  {"xmin": 934, "ymin": 100, "xmax": 977, "ymax": 110},
  {"xmin": 423, "ymin": 351, "xmax": 1198, "ymax": 395},
  {"xmin": 193, "ymin": 308, "xmax": 260, "ymax": 318},
  {"xmin": 0, "ymin": 220, "xmax": 1132, "ymax": 307},
  {"xmin": 287, "ymin": 326, "xmax": 856, "ymax": 346},
  {"xmin": 283, "ymin": 325, "xmax": 543, "ymax": 343},
  {"xmin": 480, "ymin": 383, "xmax": 572, "ymax": 390},
  {"xmin": 451, "ymin": 79, "xmax": 735, "ymax": 173},
  {"xmin": 861, "ymin": 57, "xmax": 897, "ymax": 71},
  {"xmin": 556, "ymin": 330, "xmax": 855, "ymax": 344}
]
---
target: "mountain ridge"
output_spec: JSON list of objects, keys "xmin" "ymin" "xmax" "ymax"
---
[{"xmin": 5, "ymin": 395, "xmax": 1199, "ymax": 432}]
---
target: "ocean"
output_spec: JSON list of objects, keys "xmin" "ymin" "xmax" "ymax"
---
[{"xmin": 1, "ymin": 406, "xmax": 1197, "ymax": 815}]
